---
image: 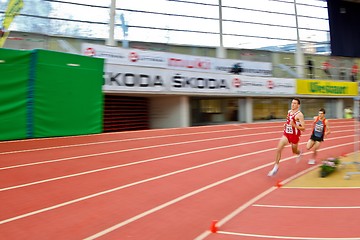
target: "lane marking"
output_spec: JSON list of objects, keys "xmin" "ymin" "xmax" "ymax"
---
[
  {"xmin": 253, "ymin": 204, "xmax": 360, "ymax": 209},
  {"xmin": 0, "ymin": 131, "xmax": 281, "ymax": 170},
  {"xmin": 0, "ymin": 130, "xmax": 288, "ymax": 171},
  {"xmin": 2, "ymin": 119, "xmax": 342, "ymax": 144},
  {"xmin": 0, "ymin": 149, "xmax": 277, "ymax": 225},
  {"xmin": 83, "ymin": 166, "xmax": 278, "ymax": 240},
  {"xmin": 0, "ymin": 122, "xmax": 352, "ymax": 155},
  {"xmin": 0, "ymin": 122, "xmax": 356, "ymax": 237},
  {"xmin": 217, "ymin": 231, "xmax": 360, "ymax": 239},
  {"xmin": 0, "ymin": 130, "xmax": 353, "ymax": 171},
  {"xmin": 0, "ymin": 134, "xmax": 353, "ymax": 191},
  {"xmin": 284, "ymin": 186, "xmax": 360, "ymax": 189},
  {"xmin": 0, "ymin": 125, "xmax": 284, "ymax": 155},
  {"xmin": 83, "ymin": 142, "xmax": 353, "ymax": 239},
  {"xmin": 0, "ymin": 137, "xmax": 278, "ymax": 191},
  {"xmin": 193, "ymin": 159, "xmax": 352, "ymax": 240}
]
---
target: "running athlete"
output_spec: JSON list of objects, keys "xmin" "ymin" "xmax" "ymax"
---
[
  {"xmin": 268, "ymin": 98, "xmax": 305, "ymax": 176},
  {"xmin": 306, "ymin": 108, "xmax": 330, "ymax": 165}
]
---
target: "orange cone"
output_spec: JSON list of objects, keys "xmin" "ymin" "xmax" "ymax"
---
[
  {"xmin": 210, "ymin": 220, "xmax": 218, "ymax": 233},
  {"xmin": 276, "ymin": 180, "xmax": 283, "ymax": 188}
]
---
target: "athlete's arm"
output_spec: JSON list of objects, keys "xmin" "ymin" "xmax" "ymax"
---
[
  {"xmin": 325, "ymin": 119, "xmax": 331, "ymax": 136},
  {"xmin": 293, "ymin": 112, "xmax": 306, "ymax": 131}
]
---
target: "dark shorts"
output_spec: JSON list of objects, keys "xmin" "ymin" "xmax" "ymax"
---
[{"xmin": 310, "ymin": 134, "xmax": 324, "ymax": 142}]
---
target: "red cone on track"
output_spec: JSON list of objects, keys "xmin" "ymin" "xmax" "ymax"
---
[
  {"xmin": 210, "ymin": 220, "xmax": 218, "ymax": 233},
  {"xmin": 341, "ymin": 153, "xmax": 347, "ymax": 157},
  {"xmin": 276, "ymin": 180, "xmax": 283, "ymax": 188}
]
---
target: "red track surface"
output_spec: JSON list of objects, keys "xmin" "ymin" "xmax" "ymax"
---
[{"xmin": 0, "ymin": 119, "xmax": 358, "ymax": 240}]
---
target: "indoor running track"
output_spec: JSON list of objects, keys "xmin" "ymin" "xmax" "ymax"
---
[{"xmin": 0, "ymin": 119, "xmax": 358, "ymax": 240}]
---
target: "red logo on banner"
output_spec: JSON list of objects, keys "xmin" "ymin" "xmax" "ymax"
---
[
  {"xmin": 129, "ymin": 52, "xmax": 139, "ymax": 62},
  {"xmin": 267, "ymin": 80, "xmax": 274, "ymax": 89},
  {"xmin": 84, "ymin": 47, "xmax": 95, "ymax": 56},
  {"xmin": 233, "ymin": 78, "xmax": 241, "ymax": 88}
]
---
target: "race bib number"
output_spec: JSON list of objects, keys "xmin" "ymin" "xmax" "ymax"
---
[
  {"xmin": 315, "ymin": 124, "xmax": 323, "ymax": 133},
  {"xmin": 285, "ymin": 124, "xmax": 293, "ymax": 134}
]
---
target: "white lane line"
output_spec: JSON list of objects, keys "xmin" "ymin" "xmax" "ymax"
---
[
  {"xmin": 0, "ymin": 135, "xmax": 354, "ymax": 230},
  {"xmin": 0, "ymin": 123, "xmax": 352, "ymax": 155},
  {"xmin": 253, "ymin": 204, "xmax": 360, "ymax": 209},
  {"xmin": 86, "ymin": 141, "xmax": 354, "ymax": 240},
  {"xmin": 0, "ymin": 137, "xmax": 278, "ymax": 191},
  {"xmin": 0, "ymin": 129, "xmax": 353, "ymax": 171},
  {"xmin": 193, "ymin": 150, "xmax": 354, "ymax": 240},
  {"xmin": 0, "ymin": 131, "xmax": 282, "ymax": 171},
  {"xmin": 0, "ymin": 148, "xmax": 276, "ymax": 225},
  {"xmin": 83, "ymin": 164, "xmax": 277, "ymax": 240},
  {"xmin": 0, "ymin": 138, "xmax": 353, "ymax": 238},
  {"xmin": 0, "ymin": 121, "xmax": 305, "ymax": 145},
  {"xmin": 284, "ymin": 186, "xmax": 360, "ymax": 189},
  {"xmin": 217, "ymin": 231, "xmax": 360, "ymax": 239},
  {"xmin": 0, "ymin": 124, "xmax": 284, "ymax": 155},
  {"xmin": 0, "ymin": 134, "xmax": 353, "ymax": 192}
]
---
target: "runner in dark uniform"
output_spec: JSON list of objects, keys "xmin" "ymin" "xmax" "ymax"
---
[{"xmin": 306, "ymin": 108, "xmax": 331, "ymax": 164}]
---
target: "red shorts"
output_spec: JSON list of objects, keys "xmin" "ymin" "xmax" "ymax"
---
[{"xmin": 284, "ymin": 133, "xmax": 300, "ymax": 144}]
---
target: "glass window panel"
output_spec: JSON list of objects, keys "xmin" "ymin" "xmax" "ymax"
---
[
  {"xmin": 0, "ymin": 0, "xmax": 329, "ymax": 52},
  {"xmin": 49, "ymin": 2, "xmax": 109, "ymax": 22},
  {"xmin": 223, "ymin": 21, "xmax": 297, "ymax": 40},
  {"xmin": 223, "ymin": 0, "xmax": 294, "ymax": 14},
  {"xmin": 222, "ymin": 8, "xmax": 296, "ymax": 27}
]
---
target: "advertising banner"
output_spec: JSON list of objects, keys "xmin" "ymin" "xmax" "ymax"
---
[
  {"xmin": 168, "ymin": 70, "xmax": 232, "ymax": 94},
  {"xmin": 214, "ymin": 58, "xmax": 272, "ymax": 76},
  {"xmin": 103, "ymin": 63, "xmax": 295, "ymax": 95},
  {"xmin": 230, "ymin": 75, "xmax": 295, "ymax": 95},
  {"xmin": 297, "ymin": 79, "xmax": 358, "ymax": 96},
  {"xmin": 103, "ymin": 64, "xmax": 168, "ymax": 92},
  {"xmin": 81, "ymin": 43, "xmax": 272, "ymax": 77},
  {"xmin": 82, "ymin": 43, "xmax": 167, "ymax": 67}
]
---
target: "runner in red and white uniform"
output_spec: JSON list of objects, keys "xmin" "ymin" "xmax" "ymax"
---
[
  {"xmin": 268, "ymin": 98, "xmax": 306, "ymax": 176},
  {"xmin": 283, "ymin": 110, "xmax": 302, "ymax": 144},
  {"xmin": 306, "ymin": 108, "xmax": 331, "ymax": 165}
]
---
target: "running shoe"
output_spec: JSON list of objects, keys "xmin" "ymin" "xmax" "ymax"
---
[
  {"xmin": 308, "ymin": 159, "xmax": 316, "ymax": 165},
  {"xmin": 267, "ymin": 166, "xmax": 278, "ymax": 176},
  {"xmin": 296, "ymin": 150, "xmax": 302, "ymax": 163}
]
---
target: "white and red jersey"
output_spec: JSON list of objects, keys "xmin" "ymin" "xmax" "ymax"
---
[{"xmin": 283, "ymin": 110, "xmax": 302, "ymax": 143}]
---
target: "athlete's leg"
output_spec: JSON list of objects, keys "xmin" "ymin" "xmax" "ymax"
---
[
  {"xmin": 291, "ymin": 141, "xmax": 302, "ymax": 163},
  {"xmin": 291, "ymin": 143, "xmax": 301, "ymax": 155},
  {"xmin": 275, "ymin": 135, "xmax": 289, "ymax": 164},
  {"xmin": 312, "ymin": 141, "xmax": 321, "ymax": 160},
  {"xmin": 306, "ymin": 139, "xmax": 316, "ymax": 150},
  {"xmin": 308, "ymin": 141, "xmax": 321, "ymax": 164},
  {"xmin": 268, "ymin": 136, "xmax": 288, "ymax": 176}
]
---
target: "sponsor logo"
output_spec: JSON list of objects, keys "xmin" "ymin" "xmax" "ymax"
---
[
  {"xmin": 267, "ymin": 80, "xmax": 274, "ymax": 89},
  {"xmin": 172, "ymin": 74, "xmax": 229, "ymax": 89},
  {"xmin": 168, "ymin": 58, "xmax": 211, "ymax": 70},
  {"xmin": 128, "ymin": 51, "xmax": 165, "ymax": 63},
  {"xmin": 309, "ymin": 82, "xmax": 347, "ymax": 94},
  {"xmin": 84, "ymin": 47, "xmax": 95, "ymax": 57},
  {"xmin": 106, "ymin": 72, "xmax": 164, "ymax": 87},
  {"xmin": 215, "ymin": 65, "xmax": 272, "ymax": 76},
  {"xmin": 96, "ymin": 51, "xmax": 125, "ymax": 59},
  {"xmin": 232, "ymin": 78, "xmax": 293, "ymax": 89},
  {"xmin": 233, "ymin": 78, "xmax": 241, "ymax": 88},
  {"xmin": 129, "ymin": 52, "xmax": 139, "ymax": 62}
]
